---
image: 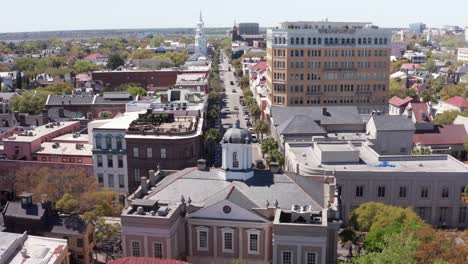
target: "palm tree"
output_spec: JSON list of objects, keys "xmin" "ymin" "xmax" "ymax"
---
[
  {"xmin": 254, "ymin": 120, "xmax": 268, "ymax": 141},
  {"xmin": 204, "ymin": 128, "xmax": 221, "ymax": 157},
  {"xmin": 261, "ymin": 138, "xmax": 277, "ymax": 158}
]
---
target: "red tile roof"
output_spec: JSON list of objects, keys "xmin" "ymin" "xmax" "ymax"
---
[
  {"xmin": 409, "ymin": 103, "xmax": 433, "ymax": 123},
  {"xmin": 84, "ymin": 53, "xmax": 105, "ymax": 60},
  {"xmin": 414, "ymin": 125, "xmax": 467, "ymax": 145},
  {"xmin": 445, "ymin": 96, "xmax": 468, "ymax": 109},
  {"xmin": 389, "ymin": 96, "xmax": 414, "ymax": 107},
  {"xmin": 249, "ymin": 61, "xmax": 267, "ymax": 71},
  {"xmin": 401, "ymin": 63, "xmax": 421, "ymax": 70},
  {"xmin": 107, "ymin": 258, "xmax": 188, "ymax": 264}
]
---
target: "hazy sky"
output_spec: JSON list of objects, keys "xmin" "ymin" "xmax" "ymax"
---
[{"xmin": 1, "ymin": 0, "xmax": 467, "ymax": 33}]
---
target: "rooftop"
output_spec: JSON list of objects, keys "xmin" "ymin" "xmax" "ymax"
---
[
  {"xmin": 125, "ymin": 115, "xmax": 203, "ymax": 140},
  {"xmin": 91, "ymin": 112, "xmax": 142, "ymax": 130},
  {"xmin": 0, "ymin": 232, "xmax": 67, "ymax": 264},
  {"xmin": 34, "ymin": 142, "xmax": 93, "ymax": 157},
  {"xmin": 414, "ymin": 125, "xmax": 467, "ymax": 145},
  {"xmin": 3, "ymin": 121, "xmax": 79, "ymax": 143},
  {"xmin": 287, "ymin": 141, "xmax": 468, "ymax": 173},
  {"xmin": 389, "ymin": 96, "xmax": 414, "ymax": 107},
  {"xmin": 370, "ymin": 115, "xmax": 415, "ymax": 131},
  {"xmin": 51, "ymin": 133, "xmax": 89, "ymax": 143},
  {"xmin": 444, "ymin": 96, "xmax": 468, "ymax": 108},
  {"xmin": 108, "ymin": 257, "xmax": 188, "ymax": 264},
  {"xmin": 175, "ymin": 73, "xmax": 208, "ymax": 86},
  {"xmin": 271, "ymin": 106, "xmax": 367, "ymax": 127}
]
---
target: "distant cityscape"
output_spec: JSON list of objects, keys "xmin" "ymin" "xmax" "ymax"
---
[{"xmin": 0, "ymin": 12, "xmax": 467, "ymax": 264}]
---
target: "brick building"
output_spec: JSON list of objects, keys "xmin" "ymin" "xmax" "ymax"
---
[{"xmin": 266, "ymin": 21, "xmax": 391, "ymax": 114}]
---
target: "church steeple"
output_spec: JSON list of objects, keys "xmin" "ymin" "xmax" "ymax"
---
[{"xmin": 199, "ymin": 11, "xmax": 203, "ymax": 23}]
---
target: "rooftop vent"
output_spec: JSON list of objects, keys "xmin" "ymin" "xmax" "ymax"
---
[
  {"xmin": 52, "ymin": 143, "xmax": 60, "ymax": 149},
  {"xmin": 157, "ymin": 206, "xmax": 169, "ymax": 216},
  {"xmin": 136, "ymin": 206, "xmax": 144, "ymax": 215}
]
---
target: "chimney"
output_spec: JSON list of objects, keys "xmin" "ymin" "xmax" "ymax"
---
[
  {"xmin": 140, "ymin": 177, "xmax": 148, "ymax": 194},
  {"xmin": 197, "ymin": 159, "xmax": 207, "ymax": 171},
  {"xmin": 322, "ymin": 107, "xmax": 328, "ymax": 116}
]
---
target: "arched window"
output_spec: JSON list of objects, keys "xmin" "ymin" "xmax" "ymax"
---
[
  {"xmin": 106, "ymin": 135, "xmax": 113, "ymax": 149},
  {"xmin": 232, "ymin": 152, "xmax": 239, "ymax": 168},
  {"xmin": 116, "ymin": 136, "xmax": 123, "ymax": 150},
  {"xmin": 95, "ymin": 135, "xmax": 102, "ymax": 149}
]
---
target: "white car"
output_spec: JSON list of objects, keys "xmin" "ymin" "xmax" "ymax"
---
[{"xmin": 248, "ymin": 127, "xmax": 254, "ymax": 133}]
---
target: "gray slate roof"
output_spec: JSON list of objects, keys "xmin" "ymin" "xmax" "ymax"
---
[
  {"xmin": 277, "ymin": 115, "xmax": 327, "ymax": 135},
  {"xmin": 144, "ymin": 168, "xmax": 324, "ymax": 211},
  {"xmin": 370, "ymin": 115, "xmax": 416, "ymax": 131},
  {"xmin": 271, "ymin": 106, "xmax": 366, "ymax": 127},
  {"xmin": 49, "ymin": 216, "xmax": 88, "ymax": 235},
  {"xmin": 2, "ymin": 201, "xmax": 48, "ymax": 220},
  {"xmin": 222, "ymin": 127, "xmax": 252, "ymax": 144}
]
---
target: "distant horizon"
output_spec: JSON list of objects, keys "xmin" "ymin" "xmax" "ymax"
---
[{"xmin": 1, "ymin": 0, "xmax": 466, "ymax": 33}]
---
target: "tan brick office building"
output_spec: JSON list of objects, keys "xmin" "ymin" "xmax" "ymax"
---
[{"xmin": 266, "ymin": 21, "xmax": 392, "ymax": 113}]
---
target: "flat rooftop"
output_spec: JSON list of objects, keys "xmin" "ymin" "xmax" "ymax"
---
[
  {"xmin": 92, "ymin": 112, "xmax": 142, "ymax": 130},
  {"xmin": 0, "ymin": 232, "xmax": 67, "ymax": 264},
  {"xmin": 35, "ymin": 142, "xmax": 93, "ymax": 157},
  {"xmin": 288, "ymin": 142, "xmax": 468, "ymax": 172},
  {"xmin": 2, "ymin": 121, "xmax": 79, "ymax": 143},
  {"xmin": 52, "ymin": 133, "xmax": 89, "ymax": 143}
]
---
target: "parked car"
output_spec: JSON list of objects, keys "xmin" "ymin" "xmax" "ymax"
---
[
  {"xmin": 230, "ymin": 81, "xmax": 234, "ymax": 85},
  {"xmin": 232, "ymin": 89, "xmax": 237, "ymax": 93},
  {"xmin": 234, "ymin": 106, "xmax": 239, "ymax": 110},
  {"xmin": 251, "ymin": 134, "xmax": 257, "ymax": 143},
  {"xmin": 248, "ymin": 127, "xmax": 254, "ymax": 133}
]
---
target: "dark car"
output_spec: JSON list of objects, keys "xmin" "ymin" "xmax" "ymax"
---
[{"xmin": 230, "ymin": 81, "xmax": 234, "ymax": 85}]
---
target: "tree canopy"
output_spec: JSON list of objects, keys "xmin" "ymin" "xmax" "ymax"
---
[
  {"xmin": 433, "ymin": 110, "xmax": 468, "ymax": 125},
  {"xmin": 107, "ymin": 53, "xmax": 125, "ymax": 70},
  {"xmin": 127, "ymin": 86, "xmax": 147, "ymax": 97}
]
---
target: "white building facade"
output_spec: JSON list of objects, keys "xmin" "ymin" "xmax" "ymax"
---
[{"xmin": 457, "ymin": 48, "xmax": 468, "ymax": 62}]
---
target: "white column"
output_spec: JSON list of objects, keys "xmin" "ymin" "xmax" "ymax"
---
[
  {"xmin": 297, "ymin": 242, "xmax": 301, "ymax": 264},
  {"xmin": 213, "ymin": 226, "xmax": 217, "ymax": 258},
  {"xmin": 239, "ymin": 228, "xmax": 243, "ymax": 259},
  {"xmin": 122, "ymin": 235, "xmax": 127, "ymax": 256},
  {"xmin": 264, "ymin": 227, "xmax": 269, "ymax": 262},
  {"xmin": 188, "ymin": 224, "xmax": 193, "ymax": 256},
  {"xmin": 144, "ymin": 236, "xmax": 148, "ymax": 257},
  {"xmin": 166, "ymin": 238, "xmax": 172, "ymax": 258}
]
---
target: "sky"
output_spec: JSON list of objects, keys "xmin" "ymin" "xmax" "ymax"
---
[{"xmin": 1, "ymin": 0, "xmax": 467, "ymax": 33}]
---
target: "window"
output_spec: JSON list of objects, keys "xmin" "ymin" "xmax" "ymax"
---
[
  {"xmin": 399, "ymin": 186, "xmax": 407, "ymax": 198},
  {"xmin": 439, "ymin": 207, "xmax": 448, "ymax": 223},
  {"xmin": 306, "ymin": 252, "xmax": 317, "ymax": 264},
  {"xmin": 153, "ymin": 242, "xmax": 163, "ymax": 258},
  {"xmin": 459, "ymin": 207, "xmax": 467, "ymax": 224},
  {"xmin": 118, "ymin": 155, "xmax": 124, "ymax": 168},
  {"xmin": 247, "ymin": 229, "xmax": 259, "ymax": 254},
  {"xmin": 97, "ymin": 174, "xmax": 104, "ymax": 186},
  {"xmin": 133, "ymin": 147, "xmax": 139, "ymax": 158},
  {"xmin": 147, "ymin": 147, "xmax": 153, "ymax": 158},
  {"xmin": 232, "ymin": 152, "xmax": 239, "ymax": 168},
  {"xmin": 116, "ymin": 136, "xmax": 123, "ymax": 150},
  {"xmin": 107, "ymin": 155, "xmax": 113, "ymax": 167},
  {"xmin": 197, "ymin": 227, "xmax": 208, "ymax": 251},
  {"xmin": 161, "ymin": 148, "xmax": 166, "ymax": 159},
  {"xmin": 105, "ymin": 135, "xmax": 112, "ymax": 149},
  {"xmin": 97, "ymin": 155, "xmax": 103, "ymax": 167},
  {"xmin": 377, "ymin": 186, "xmax": 386, "ymax": 198},
  {"xmin": 131, "ymin": 241, "xmax": 141, "ymax": 257},
  {"xmin": 108, "ymin": 174, "xmax": 114, "ymax": 188},
  {"xmin": 421, "ymin": 186, "xmax": 429, "ymax": 198},
  {"xmin": 441, "ymin": 187, "xmax": 449, "ymax": 198},
  {"xmin": 119, "ymin": 174, "xmax": 125, "ymax": 188},
  {"xmin": 95, "ymin": 135, "xmax": 102, "ymax": 149},
  {"xmin": 282, "ymin": 251, "xmax": 292, "ymax": 264},
  {"xmin": 134, "ymin": 169, "xmax": 140, "ymax": 182},
  {"xmin": 355, "ymin": 185, "xmax": 364, "ymax": 197},
  {"xmin": 77, "ymin": 238, "xmax": 83, "ymax": 247},
  {"xmin": 222, "ymin": 228, "xmax": 234, "ymax": 252}
]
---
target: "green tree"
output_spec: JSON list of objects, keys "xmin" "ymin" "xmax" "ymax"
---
[
  {"xmin": 127, "ymin": 86, "xmax": 147, "ymax": 97},
  {"xmin": 208, "ymin": 108, "xmax": 219, "ymax": 122},
  {"xmin": 411, "ymin": 146, "xmax": 432, "ymax": 155},
  {"xmin": 208, "ymin": 91, "xmax": 220, "ymax": 105},
  {"xmin": 107, "ymin": 53, "xmax": 125, "ymax": 70},
  {"xmin": 98, "ymin": 111, "xmax": 113, "ymax": 119},
  {"xmin": 266, "ymin": 149, "xmax": 284, "ymax": 167},
  {"xmin": 389, "ymin": 78, "xmax": 407, "ymax": 98},
  {"xmin": 72, "ymin": 60, "xmax": 97, "ymax": 73},
  {"xmin": 424, "ymin": 58, "xmax": 437, "ymax": 73},
  {"xmin": 433, "ymin": 110, "xmax": 468, "ymax": 125},
  {"xmin": 240, "ymin": 75, "xmax": 250, "ymax": 89},
  {"xmin": 254, "ymin": 120, "xmax": 268, "ymax": 141},
  {"xmin": 39, "ymin": 82, "xmax": 73, "ymax": 95},
  {"xmin": 261, "ymin": 137, "xmax": 278, "ymax": 158},
  {"xmin": 204, "ymin": 128, "xmax": 221, "ymax": 157},
  {"xmin": 55, "ymin": 193, "xmax": 79, "ymax": 213},
  {"xmin": 439, "ymin": 83, "xmax": 467, "ymax": 100},
  {"xmin": 131, "ymin": 49, "xmax": 155, "ymax": 59},
  {"xmin": 12, "ymin": 90, "xmax": 48, "ymax": 114}
]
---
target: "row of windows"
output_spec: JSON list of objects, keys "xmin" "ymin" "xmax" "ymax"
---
[
  {"xmin": 96, "ymin": 155, "xmax": 124, "ymax": 168},
  {"xmin": 290, "ymin": 96, "xmax": 365, "ymax": 105},
  {"xmin": 278, "ymin": 36, "xmax": 389, "ymax": 46},
  {"xmin": 39, "ymin": 156, "xmax": 83, "ymax": 163},
  {"xmin": 417, "ymin": 207, "xmax": 467, "ymax": 224},
  {"xmin": 95, "ymin": 134, "xmax": 123, "ymax": 150},
  {"xmin": 196, "ymin": 227, "xmax": 260, "ymax": 255},
  {"xmin": 354, "ymin": 185, "xmax": 462, "ymax": 199},
  {"xmin": 281, "ymin": 251, "xmax": 317, "ymax": 264},
  {"xmin": 286, "ymin": 48, "xmax": 388, "ymax": 58},
  {"xmin": 97, "ymin": 173, "xmax": 125, "ymax": 188},
  {"xmin": 131, "ymin": 241, "xmax": 163, "ymax": 258},
  {"xmin": 283, "ymin": 84, "xmax": 386, "ymax": 94},
  {"xmin": 323, "ymin": 71, "xmax": 388, "ymax": 81}
]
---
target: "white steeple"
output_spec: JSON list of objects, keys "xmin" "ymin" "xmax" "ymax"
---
[{"xmin": 195, "ymin": 11, "xmax": 207, "ymax": 55}]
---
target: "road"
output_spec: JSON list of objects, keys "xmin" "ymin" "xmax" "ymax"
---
[{"xmin": 214, "ymin": 51, "xmax": 264, "ymax": 166}]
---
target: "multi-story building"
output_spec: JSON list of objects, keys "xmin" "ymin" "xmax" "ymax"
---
[
  {"xmin": 89, "ymin": 112, "xmax": 141, "ymax": 196},
  {"xmin": 465, "ymin": 27, "xmax": 468, "ymax": 43},
  {"xmin": 284, "ymin": 115, "xmax": 468, "ymax": 228},
  {"xmin": 121, "ymin": 125, "xmax": 341, "ymax": 264},
  {"xmin": 403, "ymin": 51, "xmax": 427, "ymax": 64},
  {"xmin": 266, "ymin": 21, "xmax": 391, "ymax": 113},
  {"xmin": 457, "ymin": 47, "xmax": 468, "ymax": 62},
  {"xmin": 391, "ymin": 40, "xmax": 407, "ymax": 57},
  {"xmin": 409, "ymin": 22, "xmax": 426, "ymax": 33}
]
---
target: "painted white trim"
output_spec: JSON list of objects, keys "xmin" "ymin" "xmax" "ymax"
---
[
  {"xmin": 280, "ymin": 250, "xmax": 293, "ymax": 264},
  {"xmin": 221, "ymin": 227, "xmax": 235, "ymax": 253},
  {"xmin": 305, "ymin": 251, "xmax": 318, "ymax": 264},
  {"xmin": 247, "ymin": 229, "xmax": 260, "ymax": 255},
  {"xmin": 130, "ymin": 240, "xmax": 141, "ymax": 257},
  {"xmin": 196, "ymin": 226, "xmax": 209, "ymax": 251}
]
